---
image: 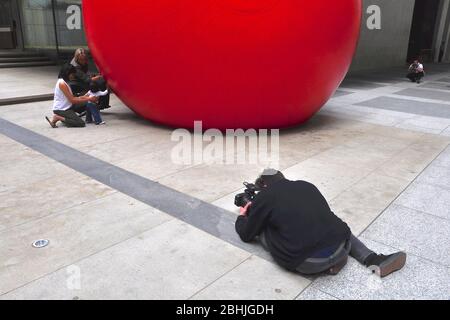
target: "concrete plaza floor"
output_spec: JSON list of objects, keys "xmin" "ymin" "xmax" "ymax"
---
[{"xmin": 0, "ymin": 64, "xmax": 449, "ymax": 300}]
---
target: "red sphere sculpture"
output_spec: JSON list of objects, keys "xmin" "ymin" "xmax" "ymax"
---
[{"xmin": 83, "ymin": 0, "xmax": 361, "ymax": 129}]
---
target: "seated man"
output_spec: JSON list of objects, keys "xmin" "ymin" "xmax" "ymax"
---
[
  {"xmin": 235, "ymin": 169, "xmax": 406, "ymax": 277},
  {"xmin": 407, "ymin": 59, "xmax": 425, "ymax": 84},
  {"xmin": 68, "ymin": 48, "xmax": 111, "ymax": 114}
]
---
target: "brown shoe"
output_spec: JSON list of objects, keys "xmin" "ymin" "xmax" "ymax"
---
[
  {"xmin": 367, "ymin": 252, "xmax": 407, "ymax": 278},
  {"xmin": 327, "ymin": 256, "xmax": 348, "ymax": 275}
]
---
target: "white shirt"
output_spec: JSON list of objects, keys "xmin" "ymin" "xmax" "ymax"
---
[
  {"xmin": 53, "ymin": 79, "xmax": 73, "ymax": 111},
  {"xmin": 87, "ymin": 89, "xmax": 109, "ymax": 98}
]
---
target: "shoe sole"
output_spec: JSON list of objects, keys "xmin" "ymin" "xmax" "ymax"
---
[
  {"xmin": 369, "ymin": 252, "xmax": 407, "ymax": 278},
  {"xmin": 45, "ymin": 116, "xmax": 57, "ymax": 128},
  {"xmin": 327, "ymin": 256, "xmax": 348, "ymax": 275}
]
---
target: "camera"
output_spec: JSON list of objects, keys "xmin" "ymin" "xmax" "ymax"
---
[{"xmin": 234, "ymin": 182, "xmax": 261, "ymax": 208}]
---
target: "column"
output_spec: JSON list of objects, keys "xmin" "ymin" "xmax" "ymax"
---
[{"xmin": 434, "ymin": 0, "xmax": 450, "ymax": 62}]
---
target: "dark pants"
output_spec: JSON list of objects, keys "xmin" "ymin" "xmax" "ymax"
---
[
  {"xmin": 70, "ymin": 103, "xmax": 87, "ymax": 115},
  {"xmin": 54, "ymin": 110, "xmax": 85, "ymax": 128},
  {"xmin": 98, "ymin": 92, "xmax": 110, "ymax": 110},
  {"xmin": 86, "ymin": 102, "xmax": 103, "ymax": 124},
  {"xmin": 260, "ymin": 233, "xmax": 374, "ymax": 275},
  {"xmin": 94, "ymin": 78, "xmax": 110, "ymax": 110},
  {"xmin": 407, "ymin": 72, "xmax": 424, "ymax": 82}
]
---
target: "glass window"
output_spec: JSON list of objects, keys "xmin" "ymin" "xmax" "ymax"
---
[
  {"xmin": 20, "ymin": 0, "xmax": 56, "ymax": 49},
  {"xmin": 19, "ymin": 0, "xmax": 87, "ymax": 51},
  {"xmin": 54, "ymin": 0, "xmax": 87, "ymax": 51}
]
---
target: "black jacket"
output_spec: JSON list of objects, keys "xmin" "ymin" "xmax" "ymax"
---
[{"xmin": 235, "ymin": 179, "xmax": 351, "ymax": 271}]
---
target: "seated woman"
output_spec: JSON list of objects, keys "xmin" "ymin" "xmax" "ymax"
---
[
  {"xmin": 46, "ymin": 64, "xmax": 98, "ymax": 128},
  {"xmin": 69, "ymin": 48, "xmax": 111, "ymax": 112}
]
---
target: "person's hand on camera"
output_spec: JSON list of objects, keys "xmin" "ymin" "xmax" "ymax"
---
[
  {"xmin": 88, "ymin": 96, "xmax": 99, "ymax": 103},
  {"xmin": 240, "ymin": 202, "xmax": 252, "ymax": 216}
]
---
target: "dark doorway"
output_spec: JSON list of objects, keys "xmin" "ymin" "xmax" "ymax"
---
[
  {"xmin": 0, "ymin": 0, "xmax": 19, "ymax": 49},
  {"xmin": 407, "ymin": 0, "xmax": 441, "ymax": 63}
]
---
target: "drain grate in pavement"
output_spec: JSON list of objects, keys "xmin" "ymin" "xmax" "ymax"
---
[{"xmin": 32, "ymin": 239, "xmax": 49, "ymax": 248}]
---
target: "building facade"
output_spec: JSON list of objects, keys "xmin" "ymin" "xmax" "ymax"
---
[{"xmin": 1, "ymin": 0, "xmax": 449, "ymax": 71}]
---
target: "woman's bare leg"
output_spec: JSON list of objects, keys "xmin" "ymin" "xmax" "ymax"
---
[{"xmin": 52, "ymin": 114, "xmax": 65, "ymax": 125}]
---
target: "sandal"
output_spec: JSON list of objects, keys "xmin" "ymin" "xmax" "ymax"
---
[{"xmin": 45, "ymin": 116, "xmax": 57, "ymax": 128}]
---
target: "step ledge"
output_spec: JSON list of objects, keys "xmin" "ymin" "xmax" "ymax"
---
[{"xmin": 0, "ymin": 94, "xmax": 54, "ymax": 106}]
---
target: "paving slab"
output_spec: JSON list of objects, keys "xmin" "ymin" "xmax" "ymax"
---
[
  {"xmin": 394, "ymin": 88, "xmax": 450, "ymax": 102},
  {"xmin": 77, "ymin": 133, "xmax": 176, "ymax": 164},
  {"xmin": 395, "ymin": 116, "xmax": 450, "ymax": 134},
  {"xmin": 442, "ymin": 126, "xmax": 450, "ymax": 137},
  {"xmin": 357, "ymin": 96, "xmax": 450, "ymax": 119},
  {"xmin": 333, "ymin": 90, "xmax": 353, "ymax": 98},
  {"xmin": 1, "ymin": 220, "xmax": 251, "ymax": 300},
  {"xmin": 212, "ymin": 191, "xmax": 242, "ymax": 214},
  {"xmin": 363, "ymin": 205, "xmax": 450, "ymax": 267},
  {"xmin": 0, "ymin": 192, "xmax": 172, "ymax": 295},
  {"xmin": 434, "ymin": 147, "xmax": 450, "ymax": 168},
  {"xmin": 0, "ymin": 171, "xmax": 115, "ymax": 232},
  {"xmin": 376, "ymin": 135, "xmax": 448, "ymax": 181},
  {"xmin": 296, "ymin": 287, "xmax": 338, "ymax": 300},
  {"xmin": 419, "ymin": 82, "xmax": 450, "ymax": 91},
  {"xmin": 310, "ymin": 144, "xmax": 392, "ymax": 171},
  {"xmin": 0, "ymin": 136, "xmax": 71, "ymax": 193},
  {"xmin": 340, "ymin": 80, "xmax": 385, "ymax": 90},
  {"xmin": 342, "ymin": 132, "xmax": 414, "ymax": 156},
  {"xmin": 395, "ymin": 182, "xmax": 450, "ymax": 220},
  {"xmin": 115, "ymin": 149, "xmax": 198, "ymax": 181},
  {"xmin": 309, "ymin": 237, "xmax": 450, "ymax": 300},
  {"xmin": 157, "ymin": 164, "xmax": 264, "ymax": 202},
  {"xmin": 0, "ymin": 66, "xmax": 59, "ymax": 100},
  {"xmin": 283, "ymin": 158, "xmax": 371, "ymax": 202},
  {"xmin": 415, "ymin": 163, "xmax": 450, "ymax": 190},
  {"xmin": 192, "ymin": 256, "xmax": 310, "ymax": 300},
  {"xmin": 437, "ymin": 77, "xmax": 450, "ymax": 83},
  {"xmin": 329, "ymin": 173, "xmax": 410, "ymax": 235}
]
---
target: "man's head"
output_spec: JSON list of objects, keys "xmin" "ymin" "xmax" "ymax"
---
[{"xmin": 255, "ymin": 169, "xmax": 286, "ymax": 189}]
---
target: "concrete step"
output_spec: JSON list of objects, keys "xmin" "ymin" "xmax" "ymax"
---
[
  {"xmin": 0, "ymin": 93, "xmax": 54, "ymax": 106},
  {"xmin": 0, "ymin": 56, "xmax": 50, "ymax": 63},
  {"xmin": 0, "ymin": 50, "xmax": 47, "ymax": 58},
  {"xmin": 0, "ymin": 61, "xmax": 56, "ymax": 68}
]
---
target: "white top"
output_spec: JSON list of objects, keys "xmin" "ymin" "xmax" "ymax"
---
[
  {"xmin": 87, "ymin": 89, "xmax": 109, "ymax": 98},
  {"xmin": 410, "ymin": 63, "xmax": 424, "ymax": 72},
  {"xmin": 53, "ymin": 79, "xmax": 73, "ymax": 111}
]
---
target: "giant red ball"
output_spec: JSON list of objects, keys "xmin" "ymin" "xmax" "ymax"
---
[{"xmin": 83, "ymin": 0, "xmax": 361, "ymax": 129}]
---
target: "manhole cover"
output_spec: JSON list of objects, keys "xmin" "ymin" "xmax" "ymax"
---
[{"xmin": 32, "ymin": 239, "xmax": 49, "ymax": 248}]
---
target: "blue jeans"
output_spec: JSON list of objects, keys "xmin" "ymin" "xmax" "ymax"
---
[{"xmin": 86, "ymin": 102, "xmax": 103, "ymax": 124}]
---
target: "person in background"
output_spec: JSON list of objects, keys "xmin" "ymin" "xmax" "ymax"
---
[
  {"xmin": 46, "ymin": 64, "xmax": 98, "ymax": 128},
  {"xmin": 69, "ymin": 48, "xmax": 111, "ymax": 113},
  {"xmin": 407, "ymin": 59, "xmax": 425, "ymax": 84}
]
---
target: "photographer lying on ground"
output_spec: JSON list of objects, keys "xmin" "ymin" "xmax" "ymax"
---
[{"xmin": 235, "ymin": 169, "xmax": 406, "ymax": 277}]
